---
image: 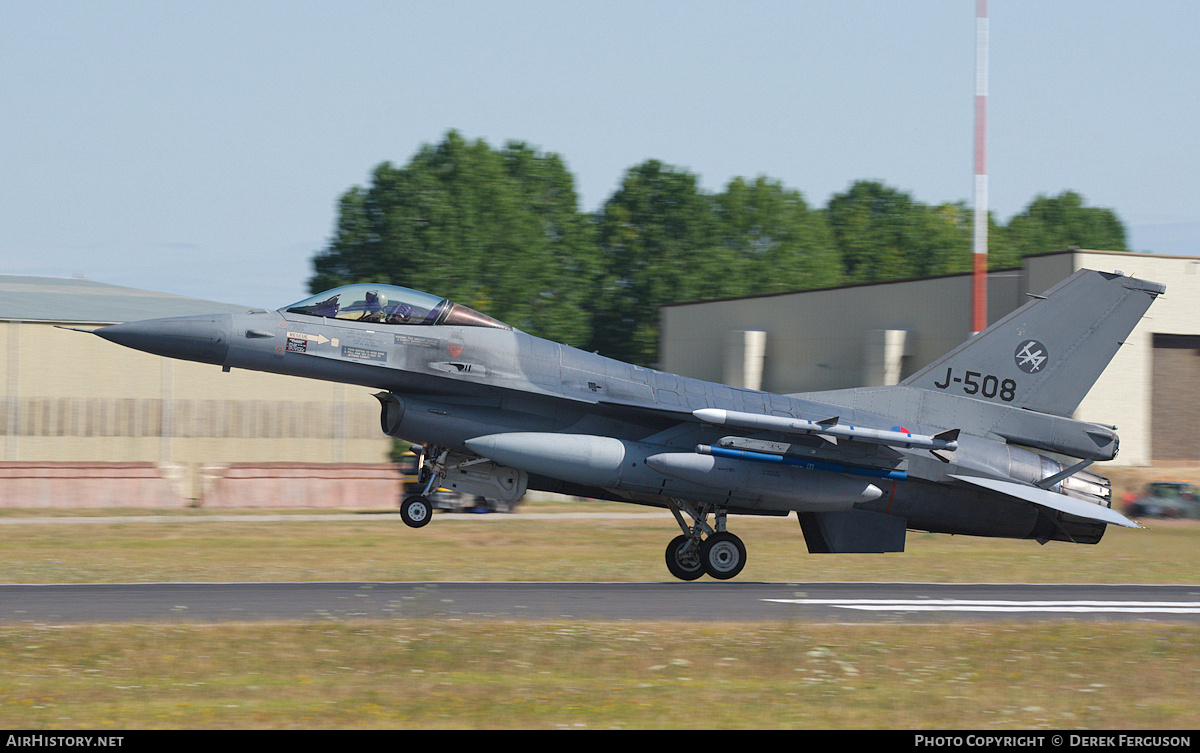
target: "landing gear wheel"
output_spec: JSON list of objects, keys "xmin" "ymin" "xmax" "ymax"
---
[
  {"xmin": 665, "ymin": 535, "xmax": 705, "ymax": 581},
  {"xmin": 400, "ymin": 495, "xmax": 433, "ymax": 528},
  {"xmin": 699, "ymin": 532, "xmax": 746, "ymax": 580}
]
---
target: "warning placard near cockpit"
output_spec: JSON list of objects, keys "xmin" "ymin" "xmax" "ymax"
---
[{"xmin": 342, "ymin": 346, "xmax": 388, "ymax": 362}]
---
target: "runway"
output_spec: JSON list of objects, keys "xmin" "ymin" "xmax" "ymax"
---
[{"xmin": 2, "ymin": 581, "xmax": 1198, "ymax": 623}]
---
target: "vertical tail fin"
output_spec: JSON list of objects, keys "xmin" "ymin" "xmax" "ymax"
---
[{"xmin": 901, "ymin": 269, "xmax": 1164, "ymax": 416}]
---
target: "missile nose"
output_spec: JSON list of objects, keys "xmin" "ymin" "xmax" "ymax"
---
[{"xmin": 95, "ymin": 314, "xmax": 232, "ymax": 366}]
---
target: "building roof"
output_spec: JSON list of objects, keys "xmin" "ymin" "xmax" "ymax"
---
[
  {"xmin": 0, "ymin": 275, "xmax": 255, "ymax": 324},
  {"xmin": 661, "ymin": 249, "xmax": 1197, "ymax": 309}
]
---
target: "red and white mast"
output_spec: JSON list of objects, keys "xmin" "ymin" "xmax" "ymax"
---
[{"xmin": 972, "ymin": 0, "xmax": 989, "ymax": 335}]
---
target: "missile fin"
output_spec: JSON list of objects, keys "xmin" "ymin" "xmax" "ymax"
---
[
  {"xmin": 934, "ymin": 428, "xmax": 960, "ymax": 447},
  {"xmin": 929, "ymin": 448, "xmax": 956, "ymax": 464}
]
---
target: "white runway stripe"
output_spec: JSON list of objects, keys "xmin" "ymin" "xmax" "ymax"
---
[{"xmin": 763, "ymin": 599, "xmax": 1200, "ymax": 613}]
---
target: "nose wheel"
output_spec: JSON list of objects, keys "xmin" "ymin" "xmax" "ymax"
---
[{"xmin": 400, "ymin": 495, "xmax": 432, "ymax": 528}]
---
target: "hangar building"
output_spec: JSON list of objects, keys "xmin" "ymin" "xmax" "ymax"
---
[
  {"xmin": 0, "ymin": 276, "xmax": 396, "ymax": 507},
  {"xmin": 661, "ymin": 250, "xmax": 1200, "ymax": 467}
]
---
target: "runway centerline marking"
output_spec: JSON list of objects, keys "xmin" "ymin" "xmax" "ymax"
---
[{"xmin": 763, "ymin": 599, "xmax": 1200, "ymax": 614}]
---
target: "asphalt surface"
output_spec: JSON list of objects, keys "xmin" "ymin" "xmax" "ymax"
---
[
  {"xmin": 3, "ymin": 513, "xmax": 1196, "ymax": 624},
  {"xmin": 2, "ymin": 581, "xmax": 1198, "ymax": 623}
]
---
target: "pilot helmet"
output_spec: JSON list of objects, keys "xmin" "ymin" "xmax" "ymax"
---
[{"xmin": 365, "ymin": 290, "xmax": 388, "ymax": 311}]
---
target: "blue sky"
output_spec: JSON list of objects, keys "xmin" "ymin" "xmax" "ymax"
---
[{"xmin": 2, "ymin": 1, "xmax": 1197, "ymax": 307}]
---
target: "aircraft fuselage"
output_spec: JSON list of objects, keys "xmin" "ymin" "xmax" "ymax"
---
[{"xmin": 92, "ymin": 271, "xmax": 1160, "ymax": 579}]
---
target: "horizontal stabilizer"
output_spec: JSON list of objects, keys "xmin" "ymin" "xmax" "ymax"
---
[{"xmin": 951, "ymin": 474, "xmax": 1141, "ymax": 529}]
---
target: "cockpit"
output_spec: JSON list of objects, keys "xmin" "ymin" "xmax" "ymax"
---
[{"xmin": 283, "ymin": 284, "xmax": 511, "ymax": 330}]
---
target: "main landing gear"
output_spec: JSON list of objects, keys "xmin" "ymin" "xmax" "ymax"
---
[{"xmin": 665, "ymin": 498, "xmax": 747, "ymax": 581}]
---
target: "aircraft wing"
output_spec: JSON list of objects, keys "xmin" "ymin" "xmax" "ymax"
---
[{"xmin": 951, "ymin": 474, "xmax": 1141, "ymax": 529}]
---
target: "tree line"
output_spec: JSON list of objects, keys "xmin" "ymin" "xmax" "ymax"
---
[{"xmin": 310, "ymin": 130, "xmax": 1128, "ymax": 367}]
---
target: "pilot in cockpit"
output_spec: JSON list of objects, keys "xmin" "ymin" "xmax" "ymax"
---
[{"xmin": 360, "ymin": 290, "xmax": 388, "ymax": 323}]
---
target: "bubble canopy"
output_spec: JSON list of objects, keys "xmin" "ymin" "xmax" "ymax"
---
[{"xmin": 283, "ymin": 284, "xmax": 510, "ymax": 330}]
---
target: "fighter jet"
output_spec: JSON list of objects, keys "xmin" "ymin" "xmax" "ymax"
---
[{"xmin": 86, "ymin": 269, "xmax": 1163, "ymax": 580}]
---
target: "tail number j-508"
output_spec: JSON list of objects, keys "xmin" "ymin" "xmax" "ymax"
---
[{"xmin": 933, "ymin": 368, "xmax": 1016, "ymax": 401}]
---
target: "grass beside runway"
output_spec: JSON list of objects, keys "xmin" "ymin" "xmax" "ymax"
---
[
  {"xmin": 1, "ymin": 619, "xmax": 1196, "ymax": 729},
  {"xmin": 0, "ymin": 505, "xmax": 1196, "ymax": 583},
  {"xmin": 1, "ymin": 508, "xmax": 1197, "ymax": 729}
]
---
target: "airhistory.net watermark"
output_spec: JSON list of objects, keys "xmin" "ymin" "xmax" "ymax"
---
[{"xmin": 6, "ymin": 737, "xmax": 124, "ymax": 748}]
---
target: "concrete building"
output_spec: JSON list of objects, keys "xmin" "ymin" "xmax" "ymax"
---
[
  {"xmin": 661, "ymin": 250, "xmax": 1200, "ymax": 466},
  {"xmin": 0, "ymin": 276, "xmax": 397, "ymax": 507}
]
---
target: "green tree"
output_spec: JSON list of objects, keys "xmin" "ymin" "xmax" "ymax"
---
[
  {"xmin": 309, "ymin": 130, "xmax": 598, "ymax": 345},
  {"xmin": 310, "ymin": 132, "xmax": 1131, "ymax": 373},
  {"xmin": 590, "ymin": 160, "xmax": 734, "ymax": 366},
  {"xmin": 825, "ymin": 181, "xmax": 974, "ymax": 283},
  {"xmin": 714, "ymin": 177, "xmax": 842, "ymax": 294},
  {"xmin": 977, "ymin": 208, "xmax": 1023, "ymax": 271},
  {"xmin": 1001, "ymin": 191, "xmax": 1128, "ymax": 257}
]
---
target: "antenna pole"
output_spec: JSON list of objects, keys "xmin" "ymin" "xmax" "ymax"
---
[{"xmin": 972, "ymin": 0, "xmax": 989, "ymax": 335}]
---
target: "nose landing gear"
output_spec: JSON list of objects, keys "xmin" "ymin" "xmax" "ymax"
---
[
  {"xmin": 400, "ymin": 495, "xmax": 433, "ymax": 528},
  {"xmin": 400, "ymin": 446, "xmax": 449, "ymax": 529}
]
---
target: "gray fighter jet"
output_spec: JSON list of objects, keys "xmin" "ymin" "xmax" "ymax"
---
[{"xmin": 87, "ymin": 269, "xmax": 1163, "ymax": 580}]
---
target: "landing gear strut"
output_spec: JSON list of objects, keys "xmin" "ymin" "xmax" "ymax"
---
[{"xmin": 664, "ymin": 498, "xmax": 746, "ymax": 581}]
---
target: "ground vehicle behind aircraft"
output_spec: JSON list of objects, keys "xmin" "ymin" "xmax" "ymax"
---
[{"xmin": 1126, "ymin": 481, "xmax": 1199, "ymax": 519}]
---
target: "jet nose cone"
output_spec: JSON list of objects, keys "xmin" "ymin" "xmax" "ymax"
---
[{"xmin": 96, "ymin": 314, "xmax": 232, "ymax": 366}]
